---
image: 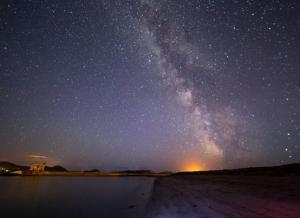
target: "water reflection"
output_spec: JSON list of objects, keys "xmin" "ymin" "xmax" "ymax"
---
[{"xmin": 0, "ymin": 177, "xmax": 154, "ymax": 218}]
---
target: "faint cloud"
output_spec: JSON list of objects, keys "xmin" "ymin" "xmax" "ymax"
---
[{"xmin": 28, "ymin": 154, "xmax": 48, "ymax": 159}]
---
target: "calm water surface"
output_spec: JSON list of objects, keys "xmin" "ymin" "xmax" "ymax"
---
[{"xmin": 0, "ymin": 176, "xmax": 154, "ymax": 218}]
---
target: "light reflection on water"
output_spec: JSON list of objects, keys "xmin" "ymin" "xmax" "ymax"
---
[{"xmin": 0, "ymin": 176, "xmax": 154, "ymax": 218}]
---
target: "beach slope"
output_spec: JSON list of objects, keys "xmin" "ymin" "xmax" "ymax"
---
[{"xmin": 146, "ymin": 175, "xmax": 300, "ymax": 218}]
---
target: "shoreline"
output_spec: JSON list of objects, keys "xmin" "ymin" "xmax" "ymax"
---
[{"xmin": 0, "ymin": 172, "xmax": 170, "ymax": 177}]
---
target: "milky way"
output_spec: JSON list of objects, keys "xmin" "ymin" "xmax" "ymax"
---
[{"xmin": 0, "ymin": 0, "xmax": 299, "ymax": 171}]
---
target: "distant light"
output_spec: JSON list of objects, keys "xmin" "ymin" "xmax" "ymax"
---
[{"xmin": 181, "ymin": 163, "xmax": 205, "ymax": 172}]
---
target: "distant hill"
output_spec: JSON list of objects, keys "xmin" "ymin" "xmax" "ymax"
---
[
  {"xmin": 174, "ymin": 163, "xmax": 300, "ymax": 176},
  {"xmin": 0, "ymin": 161, "xmax": 20, "ymax": 171},
  {"xmin": 115, "ymin": 170, "xmax": 155, "ymax": 174},
  {"xmin": 0, "ymin": 162, "xmax": 67, "ymax": 173},
  {"xmin": 84, "ymin": 169, "xmax": 100, "ymax": 173},
  {"xmin": 45, "ymin": 165, "xmax": 68, "ymax": 172}
]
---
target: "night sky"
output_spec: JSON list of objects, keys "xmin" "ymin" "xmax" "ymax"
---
[{"xmin": 0, "ymin": 0, "xmax": 299, "ymax": 171}]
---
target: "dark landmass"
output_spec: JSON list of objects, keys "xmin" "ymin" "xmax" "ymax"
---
[
  {"xmin": 84, "ymin": 169, "xmax": 100, "ymax": 173},
  {"xmin": 0, "ymin": 161, "xmax": 164, "ymax": 176},
  {"xmin": 174, "ymin": 163, "xmax": 300, "ymax": 176},
  {"xmin": 0, "ymin": 161, "xmax": 19, "ymax": 171},
  {"xmin": 0, "ymin": 161, "xmax": 67, "ymax": 173},
  {"xmin": 115, "ymin": 170, "xmax": 155, "ymax": 174},
  {"xmin": 0, "ymin": 161, "xmax": 28, "ymax": 171},
  {"xmin": 45, "ymin": 165, "xmax": 68, "ymax": 172}
]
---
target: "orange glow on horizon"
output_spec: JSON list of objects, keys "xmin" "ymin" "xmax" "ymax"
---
[{"xmin": 181, "ymin": 162, "xmax": 206, "ymax": 172}]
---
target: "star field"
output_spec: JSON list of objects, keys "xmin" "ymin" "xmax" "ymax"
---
[{"xmin": 0, "ymin": 0, "xmax": 299, "ymax": 171}]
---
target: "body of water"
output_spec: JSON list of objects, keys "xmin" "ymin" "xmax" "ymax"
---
[{"xmin": 0, "ymin": 176, "xmax": 154, "ymax": 218}]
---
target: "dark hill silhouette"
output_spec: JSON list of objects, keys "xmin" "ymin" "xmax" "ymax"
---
[
  {"xmin": 115, "ymin": 170, "xmax": 155, "ymax": 174},
  {"xmin": 0, "ymin": 161, "xmax": 28, "ymax": 171},
  {"xmin": 45, "ymin": 165, "xmax": 68, "ymax": 172},
  {"xmin": 174, "ymin": 163, "xmax": 300, "ymax": 176},
  {"xmin": 0, "ymin": 162, "xmax": 67, "ymax": 173},
  {"xmin": 84, "ymin": 169, "xmax": 100, "ymax": 172},
  {"xmin": 0, "ymin": 161, "xmax": 19, "ymax": 170}
]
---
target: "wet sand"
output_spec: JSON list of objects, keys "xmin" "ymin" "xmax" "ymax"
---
[{"xmin": 145, "ymin": 175, "xmax": 300, "ymax": 218}]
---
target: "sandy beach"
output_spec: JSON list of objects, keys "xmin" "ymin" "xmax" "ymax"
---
[{"xmin": 145, "ymin": 175, "xmax": 300, "ymax": 218}]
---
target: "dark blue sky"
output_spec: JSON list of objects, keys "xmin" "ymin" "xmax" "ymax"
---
[{"xmin": 0, "ymin": 0, "xmax": 299, "ymax": 171}]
